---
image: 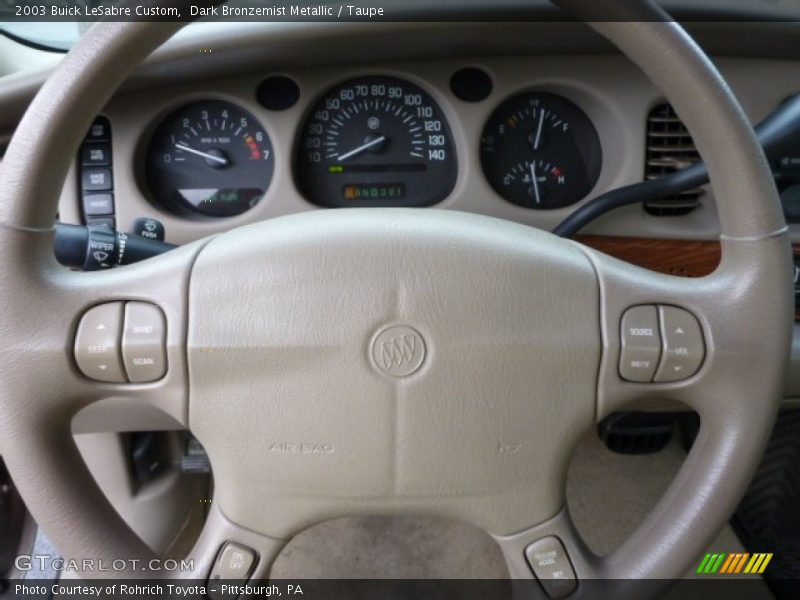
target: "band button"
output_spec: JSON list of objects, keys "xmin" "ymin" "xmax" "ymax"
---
[{"xmin": 122, "ymin": 302, "xmax": 167, "ymax": 383}]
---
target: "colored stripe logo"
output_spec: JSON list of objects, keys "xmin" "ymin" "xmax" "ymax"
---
[{"xmin": 696, "ymin": 552, "xmax": 773, "ymax": 574}]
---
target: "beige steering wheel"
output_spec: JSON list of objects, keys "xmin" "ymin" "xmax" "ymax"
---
[{"xmin": 0, "ymin": 1, "xmax": 793, "ymax": 596}]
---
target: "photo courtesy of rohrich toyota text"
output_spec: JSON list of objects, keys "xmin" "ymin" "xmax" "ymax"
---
[{"xmin": 0, "ymin": 0, "xmax": 799, "ymax": 599}]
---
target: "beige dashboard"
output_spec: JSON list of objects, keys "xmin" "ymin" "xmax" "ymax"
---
[
  {"xmin": 53, "ymin": 53, "xmax": 800, "ymax": 245},
  {"xmin": 0, "ymin": 21, "xmax": 798, "ymax": 401}
]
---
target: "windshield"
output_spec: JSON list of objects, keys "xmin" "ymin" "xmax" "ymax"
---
[{"xmin": 0, "ymin": 23, "xmax": 82, "ymax": 51}]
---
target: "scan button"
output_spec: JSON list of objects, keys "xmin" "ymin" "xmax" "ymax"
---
[{"xmin": 122, "ymin": 302, "xmax": 167, "ymax": 383}]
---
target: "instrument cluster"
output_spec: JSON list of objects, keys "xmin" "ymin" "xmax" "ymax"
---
[{"xmin": 141, "ymin": 70, "xmax": 603, "ymax": 219}]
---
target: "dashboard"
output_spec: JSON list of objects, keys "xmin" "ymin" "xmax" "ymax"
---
[
  {"xmin": 139, "ymin": 74, "xmax": 599, "ymax": 216},
  {"xmin": 0, "ymin": 20, "xmax": 776, "ymax": 257},
  {"xmin": 0, "ymin": 19, "xmax": 797, "ymax": 400},
  {"xmin": 55, "ymin": 52, "xmax": 800, "ymax": 246}
]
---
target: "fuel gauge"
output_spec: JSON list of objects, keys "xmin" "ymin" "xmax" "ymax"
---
[{"xmin": 480, "ymin": 92, "xmax": 602, "ymax": 209}]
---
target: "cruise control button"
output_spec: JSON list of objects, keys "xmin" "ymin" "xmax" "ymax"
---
[
  {"xmin": 525, "ymin": 536, "xmax": 577, "ymax": 599},
  {"xmin": 122, "ymin": 302, "xmax": 167, "ymax": 383},
  {"xmin": 74, "ymin": 303, "xmax": 126, "ymax": 383},
  {"xmin": 207, "ymin": 542, "xmax": 257, "ymax": 599},
  {"xmin": 654, "ymin": 306, "xmax": 705, "ymax": 382},
  {"xmin": 619, "ymin": 305, "xmax": 661, "ymax": 382}
]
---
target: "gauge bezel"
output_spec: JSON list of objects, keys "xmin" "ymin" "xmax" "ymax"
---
[
  {"xmin": 480, "ymin": 90, "xmax": 603, "ymax": 210},
  {"xmin": 142, "ymin": 98, "xmax": 275, "ymax": 219}
]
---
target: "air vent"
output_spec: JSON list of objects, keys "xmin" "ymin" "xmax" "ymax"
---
[{"xmin": 644, "ymin": 103, "xmax": 703, "ymax": 216}]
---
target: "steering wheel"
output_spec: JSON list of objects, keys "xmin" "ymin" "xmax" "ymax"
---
[{"xmin": 0, "ymin": 0, "xmax": 793, "ymax": 595}]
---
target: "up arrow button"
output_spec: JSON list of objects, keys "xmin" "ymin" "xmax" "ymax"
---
[
  {"xmin": 74, "ymin": 302, "xmax": 126, "ymax": 383},
  {"xmin": 654, "ymin": 306, "xmax": 705, "ymax": 383}
]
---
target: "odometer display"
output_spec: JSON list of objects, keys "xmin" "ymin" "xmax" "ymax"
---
[
  {"xmin": 343, "ymin": 183, "xmax": 405, "ymax": 200},
  {"xmin": 296, "ymin": 76, "xmax": 456, "ymax": 207},
  {"xmin": 146, "ymin": 100, "xmax": 274, "ymax": 217}
]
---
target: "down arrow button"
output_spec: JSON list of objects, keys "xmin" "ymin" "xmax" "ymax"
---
[{"xmin": 654, "ymin": 306, "xmax": 705, "ymax": 383}]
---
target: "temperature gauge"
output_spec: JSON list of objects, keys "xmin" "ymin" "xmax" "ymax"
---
[{"xmin": 502, "ymin": 159, "xmax": 567, "ymax": 207}]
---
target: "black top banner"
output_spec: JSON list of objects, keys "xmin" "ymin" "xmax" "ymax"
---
[{"xmin": 2, "ymin": 0, "xmax": 800, "ymax": 23}]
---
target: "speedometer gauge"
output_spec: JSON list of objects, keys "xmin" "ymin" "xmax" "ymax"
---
[
  {"xmin": 146, "ymin": 100, "xmax": 274, "ymax": 217},
  {"xmin": 295, "ymin": 76, "xmax": 457, "ymax": 207}
]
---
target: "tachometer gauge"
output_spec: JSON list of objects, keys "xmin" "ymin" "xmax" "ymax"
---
[
  {"xmin": 480, "ymin": 92, "xmax": 601, "ymax": 209},
  {"xmin": 146, "ymin": 100, "xmax": 274, "ymax": 217},
  {"xmin": 295, "ymin": 76, "xmax": 457, "ymax": 207}
]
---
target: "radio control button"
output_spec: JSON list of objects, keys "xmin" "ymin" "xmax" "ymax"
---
[
  {"xmin": 619, "ymin": 305, "xmax": 662, "ymax": 382},
  {"xmin": 122, "ymin": 302, "xmax": 167, "ymax": 383},
  {"xmin": 654, "ymin": 306, "xmax": 704, "ymax": 382},
  {"xmin": 74, "ymin": 303, "xmax": 126, "ymax": 383}
]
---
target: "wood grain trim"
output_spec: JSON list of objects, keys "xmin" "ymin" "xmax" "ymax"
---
[
  {"xmin": 575, "ymin": 235, "xmax": 800, "ymax": 320},
  {"xmin": 575, "ymin": 235, "xmax": 721, "ymax": 278}
]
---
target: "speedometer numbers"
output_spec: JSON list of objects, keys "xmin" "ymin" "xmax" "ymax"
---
[
  {"xmin": 296, "ymin": 76, "xmax": 457, "ymax": 207},
  {"xmin": 146, "ymin": 100, "xmax": 274, "ymax": 217},
  {"xmin": 480, "ymin": 93, "xmax": 602, "ymax": 210}
]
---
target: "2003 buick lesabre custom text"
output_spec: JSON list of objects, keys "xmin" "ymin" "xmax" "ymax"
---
[{"xmin": 33, "ymin": 4, "xmax": 180, "ymax": 16}]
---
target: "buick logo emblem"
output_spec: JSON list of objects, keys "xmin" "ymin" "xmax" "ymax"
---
[{"xmin": 370, "ymin": 325, "xmax": 426, "ymax": 378}]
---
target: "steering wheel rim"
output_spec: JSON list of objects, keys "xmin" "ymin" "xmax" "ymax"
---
[{"xmin": 0, "ymin": 1, "xmax": 793, "ymax": 594}]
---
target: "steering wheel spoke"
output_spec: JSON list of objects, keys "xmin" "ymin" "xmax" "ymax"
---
[
  {"xmin": 494, "ymin": 510, "xmax": 593, "ymax": 591},
  {"xmin": 2, "ymin": 228, "xmax": 205, "ymax": 433},
  {"xmin": 0, "ymin": 227, "xmax": 207, "ymax": 573},
  {"xmin": 578, "ymin": 236, "xmax": 793, "ymax": 421},
  {"xmin": 66, "ymin": 240, "xmax": 207, "ymax": 432},
  {"xmin": 493, "ymin": 508, "xmax": 680, "ymax": 599}
]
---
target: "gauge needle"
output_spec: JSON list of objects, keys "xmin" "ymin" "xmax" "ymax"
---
[
  {"xmin": 336, "ymin": 136, "xmax": 387, "ymax": 161},
  {"xmin": 530, "ymin": 161, "xmax": 541, "ymax": 205},
  {"xmin": 533, "ymin": 109, "xmax": 545, "ymax": 151},
  {"xmin": 174, "ymin": 143, "xmax": 229, "ymax": 166}
]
